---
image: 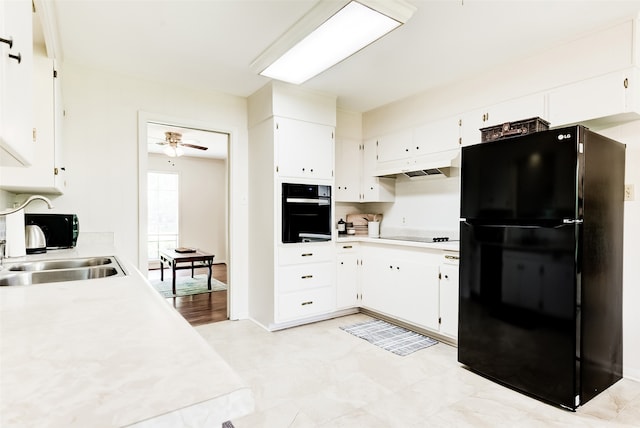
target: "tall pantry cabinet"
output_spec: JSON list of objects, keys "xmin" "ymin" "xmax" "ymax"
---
[{"xmin": 248, "ymin": 82, "xmax": 339, "ymax": 330}]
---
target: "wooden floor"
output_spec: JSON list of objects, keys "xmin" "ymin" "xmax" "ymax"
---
[{"xmin": 147, "ymin": 263, "xmax": 228, "ymax": 326}]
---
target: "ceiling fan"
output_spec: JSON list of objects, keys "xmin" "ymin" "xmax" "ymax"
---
[{"xmin": 155, "ymin": 131, "xmax": 208, "ymax": 157}]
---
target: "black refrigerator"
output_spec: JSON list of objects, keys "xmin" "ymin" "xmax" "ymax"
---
[{"xmin": 458, "ymin": 125, "xmax": 625, "ymax": 410}]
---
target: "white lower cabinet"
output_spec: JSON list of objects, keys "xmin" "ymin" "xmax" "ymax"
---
[
  {"xmin": 361, "ymin": 245, "xmax": 440, "ymax": 331},
  {"xmin": 341, "ymin": 243, "xmax": 459, "ymax": 340},
  {"xmin": 439, "ymin": 255, "xmax": 460, "ymax": 338},
  {"xmin": 276, "ymin": 243, "xmax": 336, "ymax": 323},
  {"xmin": 336, "ymin": 243, "xmax": 360, "ymax": 309},
  {"xmin": 278, "ymin": 287, "xmax": 335, "ymax": 321}
]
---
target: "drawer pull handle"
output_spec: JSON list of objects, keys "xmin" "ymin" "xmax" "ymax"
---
[
  {"xmin": 301, "ymin": 275, "xmax": 313, "ymax": 279},
  {"xmin": 343, "ymin": 245, "xmax": 353, "ymax": 249},
  {"xmin": 0, "ymin": 36, "xmax": 13, "ymax": 48},
  {"xmin": 8, "ymin": 52, "xmax": 21, "ymax": 63},
  {"xmin": 301, "ymin": 301, "xmax": 313, "ymax": 306},
  {"xmin": 301, "ymin": 253, "xmax": 313, "ymax": 257},
  {"xmin": 445, "ymin": 255, "xmax": 459, "ymax": 260}
]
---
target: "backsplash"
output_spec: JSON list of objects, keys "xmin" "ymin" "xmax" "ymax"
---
[{"xmin": 336, "ymin": 175, "xmax": 460, "ymax": 237}]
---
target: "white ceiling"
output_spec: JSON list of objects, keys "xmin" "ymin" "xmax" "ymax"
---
[{"xmin": 48, "ymin": 0, "xmax": 640, "ymax": 114}]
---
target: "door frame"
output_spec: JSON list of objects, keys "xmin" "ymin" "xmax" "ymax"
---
[{"xmin": 137, "ymin": 111, "xmax": 234, "ymax": 318}]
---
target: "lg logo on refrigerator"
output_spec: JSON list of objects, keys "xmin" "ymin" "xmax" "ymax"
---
[{"xmin": 557, "ymin": 133, "xmax": 572, "ymax": 140}]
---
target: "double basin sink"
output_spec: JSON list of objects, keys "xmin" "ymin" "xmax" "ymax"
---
[{"xmin": 0, "ymin": 256, "xmax": 126, "ymax": 286}]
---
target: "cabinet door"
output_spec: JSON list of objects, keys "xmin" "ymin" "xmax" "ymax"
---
[
  {"xmin": 334, "ymin": 138, "xmax": 361, "ymax": 202},
  {"xmin": 413, "ymin": 115, "xmax": 461, "ymax": 153},
  {"xmin": 361, "ymin": 246, "xmax": 440, "ymax": 331},
  {"xmin": 276, "ymin": 117, "xmax": 334, "ymax": 180},
  {"xmin": 0, "ymin": 0, "xmax": 33, "ymax": 166},
  {"xmin": 460, "ymin": 93, "xmax": 547, "ymax": 147},
  {"xmin": 548, "ymin": 69, "xmax": 637, "ymax": 126},
  {"xmin": 439, "ymin": 263, "xmax": 459, "ymax": 338},
  {"xmin": 360, "ymin": 249, "xmax": 392, "ymax": 313},
  {"xmin": 375, "ymin": 129, "xmax": 413, "ymax": 164},
  {"xmin": 393, "ymin": 257, "xmax": 440, "ymax": 331},
  {"xmin": 362, "ymin": 138, "xmax": 395, "ymax": 202},
  {"xmin": 336, "ymin": 251, "xmax": 359, "ymax": 309},
  {"xmin": 1, "ymin": 53, "xmax": 64, "ymax": 193}
]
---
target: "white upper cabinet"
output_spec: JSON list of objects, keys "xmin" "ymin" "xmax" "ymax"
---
[
  {"xmin": 375, "ymin": 129, "xmax": 414, "ymax": 165},
  {"xmin": 276, "ymin": 117, "xmax": 334, "ymax": 181},
  {"xmin": 335, "ymin": 137, "xmax": 395, "ymax": 203},
  {"xmin": 460, "ymin": 93, "xmax": 548, "ymax": 147},
  {"xmin": 1, "ymin": 52, "xmax": 65, "ymax": 193},
  {"xmin": 334, "ymin": 138, "xmax": 361, "ymax": 201},
  {"xmin": 413, "ymin": 115, "xmax": 461, "ymax": 153},
  {"xmin": 548, "ymin": 67, "xmax": 640, "ymax": 128},
  {"xmin": 361, "ymin": 138, "xmax": 394, "ymax": 202},
  {"xmin": 0, "ymin": 0, "xmax": 34, "ymax": 166}
]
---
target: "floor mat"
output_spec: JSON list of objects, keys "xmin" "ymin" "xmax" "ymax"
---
[{"xmin": 340, "ymin": 319, "xmax": 438, "ymax": 356}]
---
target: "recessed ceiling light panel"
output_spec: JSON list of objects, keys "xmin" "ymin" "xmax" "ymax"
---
[{"xmin": 252, "ymin": 0, "xmax": 416, "ymax": 84}]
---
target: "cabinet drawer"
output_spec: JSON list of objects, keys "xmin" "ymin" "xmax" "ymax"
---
[
  {"xmin": 278, "ymin": 287, "xmax": 334, "ymax": 321},
  {"xmin": 279, "ymin": 262, "xmax": 333, "ymax": 292},
  {"xmin": 336, "ymin": 242, "xmax": 359, "ymax": 254},
  {"xmin": 279, "ymin": 244, "xmax": 333, "ymax": 265}
]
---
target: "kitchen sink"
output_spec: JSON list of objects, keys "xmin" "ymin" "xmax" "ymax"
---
[
  {"xmin": 0, "ymin": 256, "xmax": 126, "ymax": 286},
  {"xmin": 8, "ymin": 257, "xmax": 113, "ymax": 271}
]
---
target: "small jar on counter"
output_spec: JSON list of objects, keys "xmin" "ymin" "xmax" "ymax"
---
[
  {"xmin": 346, "ymin": 222, "xmax": 355, "ymax": 235},
  {"xmin": 337, "ymin": 218, "xmax": 346, "ymax": 235}
]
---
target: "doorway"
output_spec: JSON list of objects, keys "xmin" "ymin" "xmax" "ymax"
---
[{"xmin": 140, "ymin": 118, "xmax": 231, "ymax": 325}]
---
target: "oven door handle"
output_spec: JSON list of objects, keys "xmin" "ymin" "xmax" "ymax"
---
[{"xmin": 286, "ymin": 198, "xmax": 330, "ymax": 205}]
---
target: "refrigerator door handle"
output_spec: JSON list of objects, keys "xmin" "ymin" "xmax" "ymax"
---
[{"xmin": 562, "ymin": 219, "xmax": 584, "ymax": 224}]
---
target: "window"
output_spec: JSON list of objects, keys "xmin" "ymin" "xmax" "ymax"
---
[{"xmin": 147, "ymin": 172, "xmax": 179, "ymax": 260}]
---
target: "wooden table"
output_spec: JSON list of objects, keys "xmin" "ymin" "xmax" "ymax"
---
[{"xmin": 159, "ymin": 249, "xmax": 215, "ymax": 295}]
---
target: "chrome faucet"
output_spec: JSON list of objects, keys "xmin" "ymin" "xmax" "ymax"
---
[{"xmin": 0, "ymin": 195, "xmax": 55, "ymax": 216}]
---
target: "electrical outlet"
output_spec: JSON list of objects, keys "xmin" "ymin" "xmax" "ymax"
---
[
  {"xmin": 402, "ymin": 216, "xmax": 406, "ymax": 224},
  {"xmin": 625, "ymin": 184, "xmax": 635, "ymax": 201}
]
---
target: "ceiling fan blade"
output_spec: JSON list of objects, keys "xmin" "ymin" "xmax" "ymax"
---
[
  {"xmin": 181, "ymin": 143, "xmax": 208, "ymax": 151},
  {"xmin": 155, "ymin": 141, "xmax": 168, "ymax": 146}
]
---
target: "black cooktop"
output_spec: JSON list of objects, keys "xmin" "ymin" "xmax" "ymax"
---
[{"xmin": 380, "ymin": 236, "xmax": 457, "ymax": 243}]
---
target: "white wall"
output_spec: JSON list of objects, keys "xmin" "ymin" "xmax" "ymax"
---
[
  {"xmin": 57, "ymin": 61, "xmax": 249, "ymax": 318},
  {"xmin": 598, "ymin": 120, "xmax": 640, "ymax": 381},
  {"xmin": 369, "ymin": 175, "xmax": 460, "ymax": 236},
  {"xmin": 361, "ymin": 17, "xmax": 640, "ymax": 380},
  {"xmin": 147, "ymin": 153, "xmax": 227, "ymax": 264}
]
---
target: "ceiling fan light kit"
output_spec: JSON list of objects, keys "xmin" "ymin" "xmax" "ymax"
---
[
  {"xmin": 163, "ymin": 144, "xmax": 184, "ymax": 158},
  {"xmin": 155, "ymin": 131, "xmax": 208, "ymax": 158},
  {"xmin": 251, "ymin": 0, "xmax": 416, "ymax": 84}
]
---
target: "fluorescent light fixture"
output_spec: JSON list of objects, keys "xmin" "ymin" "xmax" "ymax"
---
[{"xmin": 251, "ymin": 0, "xmax": 416, "ymax": 84}]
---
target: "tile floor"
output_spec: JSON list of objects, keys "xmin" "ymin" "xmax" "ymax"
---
[{"xmin": 196, "ymin": 314, "xmax": 640, "ymax": 427}]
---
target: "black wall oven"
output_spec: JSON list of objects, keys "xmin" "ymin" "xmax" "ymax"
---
[{"xmin": 282, "ymin": 183, "xmax": 331, "ymax": 243}]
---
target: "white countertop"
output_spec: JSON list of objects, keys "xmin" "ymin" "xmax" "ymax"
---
[
  {"xmin": 0, "ymin": 245, "xmax": 254, "ymax": 427},
  {"xmin": 336, "ymin": 236, "xmax": 460, "ymax": 252}
]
